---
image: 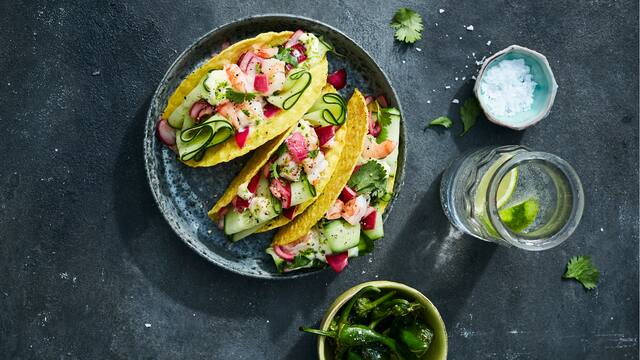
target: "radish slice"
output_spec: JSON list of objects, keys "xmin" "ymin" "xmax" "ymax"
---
[
  {"xmin": 248, "ymin": 173, "xmax": 261, "ymax": 193},
  {"xmin": 270, "ymin": 179, "xmax": 291, "ymax": 208},
  {"xmin": 340, "ymin": 185, "xmax": 357, "ymax": 202},
  {"xmin": 361, "ymin": 208, "xmax": 377, "ymax": 230},
  {"xmin": 286, "ymin": 132, "xmax": 308, "ymax": 164},
  {"xmin": 376, "ymin": 95, "xmax": 388, "ymax": 108},
  {"xmin": 189, "ymin": 100, "xmax": 210, "ymax": 120},
  {"xmin": 314, "ymin": 125, "xmax": 336, "ymax": 147},
  {"xmin": 254, "ymin": 74, "xmax": 269, "ymax": 93},
  {"xmin": 283, "ymin": 206, "xmax": 297, "ymax": 220},
  {"xmin": 353, "ymin": 164, "xmax": 362, "ymax": 174},
  {"xmin": 290, "ymin": 43, "xmax": 307, "ymax": 63},
  {"xmin": 274, "ymin": 245, "xmax": 295, "ymax": 262},
  {"xmin": 238, "ymin": 52, "xmax": 252, "ymax": 72},
  {"xmin": 285, "ymin": 29, "xmax": 305, "ymax": 48},
  {"xmin": 156, "ymin": 119, "xmax": 176, "ymax": 146},
  {"xmin": 368, "ymin": 111, "xmax": 381, "ymax": 137},
  {"xmin": 327, "ymin": 69, "xmax": 347, "ymax": 90},
  {"xmin": 235, "ymin": 127, "xmax": 250, "ymax": 148},
  {"xmin": 263, "ymin": 103, "xmax": 280, "ymax": 118},
  {"xmin": 232, "ymin": 196, "xmax": 250, "ymax": 212},
  {"xmin": 365, "ymin": 96, "xmax": 374, "ymax": 105},
  {"xmin": 197, "ymin": 105, "xmax": 214, "ymax": 120},
  {"xmin": 326, "ymin": 252, "xmax": 349, "ymax": 272}
]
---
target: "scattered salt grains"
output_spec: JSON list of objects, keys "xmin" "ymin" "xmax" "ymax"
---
[
  {"xmin": 207, "ymin": 230, "xmax": 212, "ymax": 234},
  {"xmin": 466, "ymin": 25, "xmax": 474, "ymax": 31},
  {"xmin": 402, "ymin": 60, "xmax": 406, "ymax": 64},
  {"xmin": 439, "ymin": 8, "xmax": 445, "ymax": 13},
  {"xmin": 600, "ymin": 228, "xmax": 604, "ymax": 232},
  {"xmin": 452, "ymin": 99, "xmax": 460, "ymax": 104},
  {"xmin": 458, "ymin": 36, "xmax": 463, "ymax": 40},
  {"xmin": 479, "ymin": 58, "xmax": 537, "ymax": 117},
  {"xmin": 445, "ymin": 85, "xmax": 451, "ymax": 89},
  {"xmin": 266, "ymin": 320, "xmax": 270, "ymax": 323},
  {"xmin": 427, "ymin": 100, "xmax": 431, "ymax": 104},
  {"xmin": 486, "ymin": 40, "xmax": 492, "ymax": 46},
  {"xmin": 144, "ymin": 323, "xmax": 151, "ymax": 328},
  {"xmin": 462, "ymin": 76, "xmax": 467, "ymax": 80},
  {"xmin": 91, "ymin": 70, "xmax": 100, "ymax": 76},
  {"xmin": 416, "ymin": 47, "xmax": 422, "ymax": 52},
  {"xmin": 455, "ymin": 77, "xmax": 459, "ymax": 81}
]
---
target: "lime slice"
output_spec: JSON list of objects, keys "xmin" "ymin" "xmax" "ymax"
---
[
  {"xmin": 498, "ymin": 198, "xmax": 540, "ymax": 233},
  {"xmin": 473, "ymin": 156, "xmax": 518, "ymax": 216}
]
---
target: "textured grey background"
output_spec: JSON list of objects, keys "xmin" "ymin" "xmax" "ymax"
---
[{"xmin": 0, "ymin": 1, "xmax": 638, "ymax": 359}]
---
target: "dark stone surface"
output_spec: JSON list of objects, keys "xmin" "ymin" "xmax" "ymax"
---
[{"xmin": 0, "ymin": 1, "xmax": 637, "ymax": 359}]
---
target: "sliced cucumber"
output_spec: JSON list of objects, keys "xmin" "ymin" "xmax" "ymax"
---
[
  {"xmin": 267, "ymin": 70, "xmax": 312, "ymax": 110},
  {"xmin": 324, "ymin": 220, "xmax": 361, "ymax": 253},
  {"xmin": 230, "ymin": 224, "xmax": 262, "ymax": 242},
  {"xmin": 167, "ymin": 78, "xmax": 210, "ymax": 129},
  {"xmin": 176, "ymin": 115, "xmax": 234, "ymax": 161},
  {"xmin": 363, "ymin": 210, "xmax": 384, "ymax": 240},
  {"xmin": 303, "ymin": 93, "xmax": 346, "ymax": 126},
  {"xmin": 224, "ymin": 210, "xmax": 256, "ymax": 235},
  {"xmin": 290, "ymin": 180, "xmax": 314, "ymax": 207}
]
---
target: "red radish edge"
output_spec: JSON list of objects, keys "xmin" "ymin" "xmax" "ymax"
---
[
  {"xmin": 314, "ymin": 125, "xmax": 336, "ymax": 147},
  {"xmin": 285, "ymin": 29, "xmax": 304, "ymax": 48},
  {"xmin": 326, "ymin": 252, "xmax": 349, "ymax": 272},
  {"xmin": 248, "ymin": 173, "xmax": 261, "ymax": 193},
  {"xmin": 368, "ymin": 111, "xmax": 381, "ymax": 137},
  {"xmin": 189, "ymin": 100, "xmax": 209, "ymax": 119},
  {"xmin": 156, "ymin": 119, "xmax": 177, "ymax": 146},
  {"xmin": 361, "ymin": 208, "xmax": 377, "ymax": 230},
  {"xmin": 274, "ymin": 245, "xmax": 295, "ymax": 262},
  {"xmin": 232, "ymin": 196, "xmax": 250, "ymax": 212},
  {"xmin": 290, "ymin": 43, "xmax": 307, "ymax": 63},
  {"xmin": 270, "ymin": 179, "xmax": 292, "ymax": 208},
  {"xmin": 235, "ymin": 127, "xmax": 250, "ymax": 148},
  {"xmin": 340, "ymin": 185, "xmax": 357, "ymax": 202},
  {"xmin": 197, "ymin": 105, "xmax": 214, "ymax": 120},
  {"xmin": 283, "ymin": 206, "xmax": 297, "ymax": 220},
  {"xmin": 327, "ymin": 68, "xmax": 347, "ymax": 90},
  {"xmin": 365, "ymin": 96, "xmax": 374, "ymax": 105},
  {"xmin": 262, "ymin": 160, "xmax": 273, "ymax": 178},
  {"xmin": 263, "ymin": 103, "xmax": 280, "ymax": 118},
  {"xmin": 286, "ymin": 132, "xmax": 308, "ymax": 163},
  {"xmin": 376, "ymin": 95, "xmax": 388, "ymax": 108},
  {"xmin": 254, "ymin": 74, "xmax": 269, "ymax": 93}
]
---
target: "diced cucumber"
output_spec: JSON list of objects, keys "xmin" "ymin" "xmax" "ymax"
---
[
  {"xmin": 290, "ymin": 180, "xmax": 314, "ymax": 207},
  {"xmin": 255, "ymin": 177, "xmax": 271, "ymax": 197},
  {"xmin": 224, "ymin": 200, "xmax": 279, "ymax": 236},
  {"xmin": 324, "ymin": 220, "xmax": 361, "ymax": 253},
  {"xmin": 363, "ymin": 210, "xmax": 384, "ymax": 240}
]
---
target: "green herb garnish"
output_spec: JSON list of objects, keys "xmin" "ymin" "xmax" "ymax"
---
[
  {"xmin": 348, "ymin": 160, "xmax": 388, "ymax": 200},
  {"xmin": 275, "ymin": 46, "xmax": 299, "ymax": 67},
  {"xmin": 270, "ymin": 163, "xmax": 279, "ymax": 179},
  {"xmin": 390, "ymin": 8, "xmax": 424, "ymax": 44},
  {"xmin": 226, "ymin": 89, "xmax": 256, "ymax": 104},
  {"xmin": 563, "ymin": 256, "xmax": 600, "ymax": 290},
  {"xmin": 308, "ymin": 149, "xmax": 319, "ymax": 159},
  {"xmin": 428, "ymin": 116, "xmax": 453, "ymax": 129},
  {"xmin": 460, "ymin": 97, "xmax": 481, "ymax": 136},
  {"xmin": 377, "ymin": 107, "xmax": 400, "ymax": 143}
]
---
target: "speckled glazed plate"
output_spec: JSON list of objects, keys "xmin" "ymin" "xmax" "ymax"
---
[{"xmin": 144, "ymin": 15, "xmax": 406, "ymax": 279}]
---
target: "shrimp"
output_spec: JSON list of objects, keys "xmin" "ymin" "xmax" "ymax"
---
[
  {"xmin": 302, "ymin": 151, "xmax": 328, "ymax": 185},
  {"xmin": 255, "ymin": 47, "xmax": 278, "ymax": 59},
  {"xmin": 275, "ymin": 151, "xmax": 301, "ymax": 182},
  {"xmin": 260, "ymin": 58, "xmax": 286, "ymax": 95},
  {"xmin": 341, "ymin": 195, "xmax": 368, "ymax": 225},
  {"xmin": 216, "ymin": 100, "xmax": 241, "ymax": 130},
  {"xmin": 326, "ymin": 199, "xmax": 344, "ymax": 220},
  {"xmin": 362, "ymin": 136, "xmax": 396, "ymax": 160},
  {"xmin": 224, "ymin": 63, "xmax": 248, "ymax": 92}
]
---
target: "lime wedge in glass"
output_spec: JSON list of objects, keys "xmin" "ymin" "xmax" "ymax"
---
[
  {"xmin": 473, "ymin": 156, "xmax": 519, "ymax": 216},
  {"xmin": 498, "ymin": 198, "xmax": 540, "ymax": 233}
]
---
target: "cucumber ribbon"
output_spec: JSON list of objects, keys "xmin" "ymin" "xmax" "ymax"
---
[{"xmin": 177, "ymin": 115, "xmax": 233, "ymax": 161}]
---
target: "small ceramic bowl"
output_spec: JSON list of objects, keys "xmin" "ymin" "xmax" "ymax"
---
[
  {"xmin": 473, "ymin": 45, "xmax": 558, "ymax": 130},
  {"xmin": 317, "ymin": 281, "xmax": 448, "ymax": 360}
]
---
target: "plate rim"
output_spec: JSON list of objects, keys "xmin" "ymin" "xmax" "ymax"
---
[{"xmin": 144, "ymin": 14, "xmax": 407, "ymax": 279}]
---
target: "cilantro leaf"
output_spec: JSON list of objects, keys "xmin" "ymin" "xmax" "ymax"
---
[
  {"xmin": 270, "ymin": 162, "xmax": 279, "ymax": 179},
  {"xmin": 428, "ymin": 116, "xmax": 453, "ymax": 129},
  {"xmin": 226, "ymin": 89, "xmax": 256, "ymax": 104},
  {"xmin": 377, "ymin": 107, "xmax": 400, "ymax": 143},
  {"xmin": 348, "ymin": 160, "xmax": 388, "ymax": 200},
  {"xmin": 459, "ymin": 97, "xmax": 481, "ymax": 136},
  {"xmin": 275, "ymin": 47, "xmax": 299, "ymax": 67},
  {"xmin": 563, "ymin": 256, "xmax": 600, "ymax": 290},
  {"xmin": 390, "ymin": 8, "xmax": 424, "ymax": 44},
  {"xmin": 308, "ymin": 149, "xmax": 319, "ymax": 159}
]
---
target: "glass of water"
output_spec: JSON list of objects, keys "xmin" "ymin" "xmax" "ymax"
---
[{"xmin": 440, "ymin": 145, "xmax": 584, "ymax": 250}]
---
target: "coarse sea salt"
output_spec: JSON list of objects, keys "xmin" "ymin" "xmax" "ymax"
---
[{"xmin": 479, "ymin": 58, "xmax": 537, "ymax": 117}]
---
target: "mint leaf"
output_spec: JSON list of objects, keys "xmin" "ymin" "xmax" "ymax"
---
[
  {"xmin": 563, "ymin": 256, "xmax": 600, "ymax": 290},
  {"xmin": 459, "ymin": 97, "xmax": 481, "ymax": 136}
]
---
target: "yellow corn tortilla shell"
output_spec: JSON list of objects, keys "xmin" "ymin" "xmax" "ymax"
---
[
  {"xmin": 273, "ymin": 89, "xmax": 368, "ymax": 246},
  {"xmin": 162, "ymin": 31, "xmax": 328, "ymax": 168},
  {"xmin": 257, "ymin": 85, "xmax": 347, "ymax": 232}
]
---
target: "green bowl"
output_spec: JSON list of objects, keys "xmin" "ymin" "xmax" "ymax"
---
[{"xmin": 317, "ymin": 281, "xmax": 448, "ymax": 359}]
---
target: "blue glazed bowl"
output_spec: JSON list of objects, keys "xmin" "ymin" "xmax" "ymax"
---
[{"xmin": 473, "ymin": 45, "xmax": 558, "ymax": 130}]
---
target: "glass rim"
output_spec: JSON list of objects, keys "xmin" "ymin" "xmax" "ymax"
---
[{"xmin": 486, "ymin": 151, "xmax": 585, "ymax": 250}]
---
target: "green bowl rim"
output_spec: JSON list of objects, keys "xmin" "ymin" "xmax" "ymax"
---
[{"xmin": 317, "ymin": 280, "xmax": 448, "ymax": 359}]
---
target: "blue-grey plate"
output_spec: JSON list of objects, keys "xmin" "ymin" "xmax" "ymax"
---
[{"xmin": 144, "ymin": 15, "xmax": 406, "ymax": 279}]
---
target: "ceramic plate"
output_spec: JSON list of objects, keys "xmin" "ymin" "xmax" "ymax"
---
[{"xmin": 144, "ymin": 15, "xmax": 406, "ymax": 279}]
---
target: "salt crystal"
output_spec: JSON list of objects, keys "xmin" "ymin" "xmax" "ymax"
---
[
  {"xmin": 466, "ymin": 25, "xmax": 474, "ymax": 31},
  {"xmin": 427, "ymin": 100, "xmax": 431, "ymax": 104},
  {"xmin": 445, "ymin": 85, "xmax": 451, "ymax": 89},
  {"xmin": 452, "ymin": 99, "xmax": 460, "ymax": 104},
  {"xmin": 144, "ymin": 323, "xmax": 151, "ymax": 328},
  {"xmin": 458, "ymin": 36, "xmax": 462, "ymax": 40},
  {"xmin": 439, "ymin": 9, "xmax": 445, "ymax": 13},
  {"xmin": 479, "ymin": 58, "xmax": 537, "ymax": 117},
  {"xmin": 455, "ymin": 77, "xmax": 459, "ymax": 81},
  {"xmin": 402, "ymin": 60, "xmax": 406, "ymax": 64},
  {"xmin": 416, "ymin": 47, "xmax": 422, "ymax": 52},
  {"xmin": 486, "ymin": 40, "xmax": 492, "ymax": 46},
  {"xmin": 462, "ymin": 76, "xmax": 466, "ymax": 80}
]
